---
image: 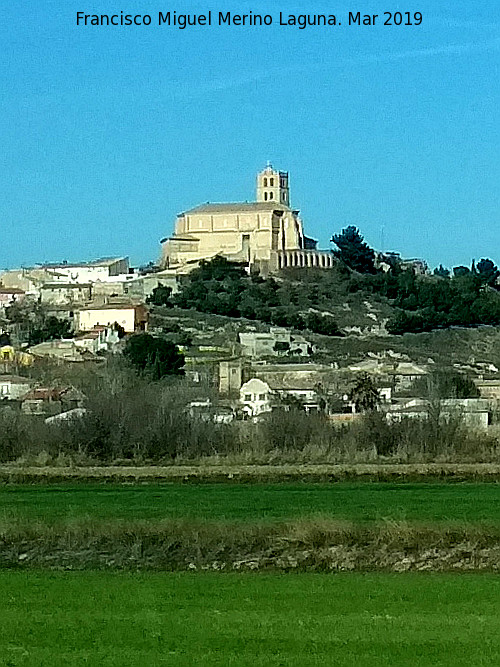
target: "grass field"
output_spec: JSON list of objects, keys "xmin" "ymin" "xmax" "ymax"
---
[
  {"xmin": 2, "ymin": 482, "xmax": 500, "ymax": 525},
  {"xmin": 1, "ymin": 571, "xmax": 500, "ymax": 666}
]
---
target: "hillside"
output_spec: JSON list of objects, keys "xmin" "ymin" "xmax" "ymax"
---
[{"xmin": 150, "ymin": 306, "xmax": 500, "ymax": 372}]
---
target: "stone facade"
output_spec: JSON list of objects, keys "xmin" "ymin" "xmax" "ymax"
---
[{"xmin": 161, "ymin": 165, "xmax": 333, "ymax": 273}]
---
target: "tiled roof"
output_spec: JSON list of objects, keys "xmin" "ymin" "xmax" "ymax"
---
[{"xmin": 180, "ymin": 202, "xmax": 292, "ymax": 215}]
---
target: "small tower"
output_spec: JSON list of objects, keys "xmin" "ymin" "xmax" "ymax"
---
[{"xmin": 256, "ymin": 163, "xmax": 290, "ymax": 206}]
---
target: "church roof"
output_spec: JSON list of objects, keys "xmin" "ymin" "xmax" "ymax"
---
[{"xmin": 180, "ymin": 201, "xmax": 292, "ymax": 215}]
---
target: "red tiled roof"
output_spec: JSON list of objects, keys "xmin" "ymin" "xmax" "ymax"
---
[{"xmin": 23, "ymin": 387, "xmax": 67, "ymax": 401}]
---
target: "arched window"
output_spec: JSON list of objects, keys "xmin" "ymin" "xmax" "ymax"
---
[
  {"xmin": 270, "ymin": 178, "xmax": 274, "ymax": 186},
  {"xmin": 264, "ymin": 192, "xmax": 268, "ymax": 201},
  {"xmin": 269, "ymin": 192, "xmax": 273, "ymax": 200},
  {"xmin": 263, "ymin": 178, "xmax": 267, "ymax": 187}
]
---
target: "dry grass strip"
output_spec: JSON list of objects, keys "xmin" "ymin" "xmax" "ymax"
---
[{"xmin": 3, "ymin": 463, "xmax": 500, "ymax": 483}]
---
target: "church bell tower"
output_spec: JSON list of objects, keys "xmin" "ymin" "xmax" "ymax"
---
[{"xmin": 256, "ymin": 163, "xmax": 290, "ymax": 206}]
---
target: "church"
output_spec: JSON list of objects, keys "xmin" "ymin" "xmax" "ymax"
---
[{"xmin": 160, "ymin": 165, "xmax": 334, "ymax": 274}]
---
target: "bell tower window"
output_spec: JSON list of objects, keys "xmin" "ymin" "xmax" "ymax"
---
[{"xmin": 256, "ymin": 164, "xmax": 290, "ymax": 205}]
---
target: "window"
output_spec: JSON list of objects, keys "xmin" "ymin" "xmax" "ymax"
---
[
  {"xmin": 269, "ymin": 192, "xmax": 273, "ymax": 200},
  {"xmin": 264, "ymin": 192, "xmax": 268, "ymax": 201},
  {"xmin": 258, "ymin": 393, "xmax": 267, "ymax": 401},
  {"xmin": 244, "ymin": 394, "xmax": 252, "ymax": 402},
  {"xmin": 263, "ymin": 178, "xmax": 267, "ymax": 186},
  {"xmin": 270, "ymin": 178, "xmax": 274, "ymax": 186}
]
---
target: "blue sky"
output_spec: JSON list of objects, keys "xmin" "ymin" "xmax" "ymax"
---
[{"xmin": 1, "ymin": 1, "xmax": 499, "ymax": 270}]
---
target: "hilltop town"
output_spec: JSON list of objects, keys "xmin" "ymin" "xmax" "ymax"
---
[{"xmin": 2, "ymin": 165, "xmax": 500, "ymax": 462}]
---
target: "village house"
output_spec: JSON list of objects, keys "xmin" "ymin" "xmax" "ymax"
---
[
  {"xmin": 21, "ymin": 386, "xmax": 85, "ymax": 416},
  {"xmin": 268, "ymin": 375, "xmax": 323, "ymax": 412},
  {"xmin": 219, "ymin": 359, "xmax": 245, "ymax": 396},
  {"xmin": 0, "ymin": 345, "xmax": 16, "ymax": 363},
  {"xmin": 239, "ymin": 378, "xmax": 273, "ymax": 418},
  {"xmin": 239, "ymin": 328, "xmax": 312, "ymax": 358},
  {"xmin": 219, "ymin": 359, "xmax": 343, "ymax": 405},
  {"xmin": 92, "ymin": 271, "xmax": 179, "ymax": 301},
  {"xmin": 0, "ymin": 258, "xmax": 130, "ymax": 298},
  {"xmin": 186, "ymin": 399, "xmax": 235, "ymax": 424},
  {"xmin": 73, "ymin": 325, "xmax": 121, "ymax": 355},
  {"xmin": 0, "ymin": 345, "xmax": 33, "ymax": 371},
  {"xmin": 348, "ymin": 359, "xmax": 428, "ymax": 391},
  {"xmin": 0, "ymin": 269, "xmax": 51, "ymax": 297},
  {"xmin": 474, "ymin": 378, "xmax": 500, "ymax": 405},
  {"xmin": 75, "ymin": 304, "xmax": 148, "ymax": 334},
  {"xmin": 27, "ymin": 340, "xmax": 98, "ymax": 363},
  {"xmin": 0, "ymin": 375, "xmax": 33, "ymax": 401},
  {"xmin": 386, "ymin": 398, "xmax": 491, "ymax": 429},
  {"xmin": 40, "ymin": 282, "xmax": 92, "ymax": 306},
  {"xmin": 0, "ymin": 287, "xmax": 26, "ymax": 311},
  {"xmin": 35, "ymin": 257, "xmax": 130, "ymax": 284}
]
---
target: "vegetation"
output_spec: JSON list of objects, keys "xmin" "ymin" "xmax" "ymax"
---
[
  {"xmin": 146, "ymin": 284, "xmax": 172, "ymax": 306},
  {"xmin": 0, "ymin": 392, "xmax": 497, "ymax": 465},
  {"xmin": 6, "ymin": 300, "xmax": 73, "ymax": 344},
  {"xmin": 411, "ymin": 370, "xmax": 480, "ymax": 399},
  {"xmin": 152, "ymin": 245, "xmax": 500, "ymax": 338},
  {"xmin": 123, "ymin": 333, "xmax": 185, "ymax": 379},
  {"xmin": 29, "ymin": 315, "xmax": 73, "ymax": 345},
  {"xmin": 166, "ymin": 256, "xmax": 343, "ymax": 336},
  {"xmin": 2, "ymin": 572, "xmax": 500, "ymax": 664},
  {"xmin": 347, "ymin": 373, "xmax": 381, "ymax": 412},
  {"xmin": 384, "ymin": 261, "xmax": 500, "ymax": 334},
  {"xmin": 331, "ymin": 225, "xmax": 376, "ymax": 273},
  {"xmin": 5, "ymin": 482, "xmax": 500, "ymax": 525}
]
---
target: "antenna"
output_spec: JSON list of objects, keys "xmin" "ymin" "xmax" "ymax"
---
[{"xmin": 380, "ymin": 225, "xmax": 385, "ymax": 252}]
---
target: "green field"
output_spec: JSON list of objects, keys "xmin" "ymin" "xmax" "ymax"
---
[
  {"xmin": 1, "ymin": 571, "xmax": 500, "ymax": 666},
  {"xmin": 3, "ymin": 483, "xmax": 500, "ymax": 663},
  {"xmin": 2, "ymin": 482, "xmax": 500, "ymax": 525}
]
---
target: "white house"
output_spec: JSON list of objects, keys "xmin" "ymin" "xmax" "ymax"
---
[
  {"xmin": 386, "ymin": 398, "xmax": 491, "ymax": 429},
  {"xmin": 239, "ymin": 378, "xmax": 273, "ymax": 417},
  {"xmin": 75, "ymin": 304, "xmax": 148, "ymax": 334},
  {"xmin": 73, "ymin": 325, "xmax": 121, "ymax": 354},
  {"xmin": 37, "ymin": 258, "xmax": 129, "ymax": 284},
  {"xmin": 0, "ymin": 375, "xmax": 33, "ymax": 401}
]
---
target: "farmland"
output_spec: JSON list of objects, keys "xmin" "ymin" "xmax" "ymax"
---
[
  {"xmin": 2, "ymin": 481, "xmax": 500, "ymax": 525},
  {"xmin": 2, "ymin": 479, "xmax": 500, "ymax": 663},
  {"xmin": 2, "ymin": 571, "xmax": 500, "ymax": 666},
  {"xmin": 2, "ymin": 480, "xmax": 500, "ymax": 573}
]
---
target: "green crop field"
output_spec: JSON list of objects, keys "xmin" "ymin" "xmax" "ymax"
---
[
  {"xmin": 1, "ymin": 571, "xmax": 500, "ymax": 666},
  {"xmin": 2, "ymin": 482, "xmax": 500, "ymax": 526},
  {"xmin": 3, "ymin": 482, "xmax": 500, "ymax": 663}
]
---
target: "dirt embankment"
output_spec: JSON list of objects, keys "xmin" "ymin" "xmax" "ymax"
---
[
  {"xmin": 4, "ymin": 463, "xmax": 500, "ymax": 484},
  {"xmin": 3, "ymin": 521, "xmax": 500, "ymax": 573}
]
